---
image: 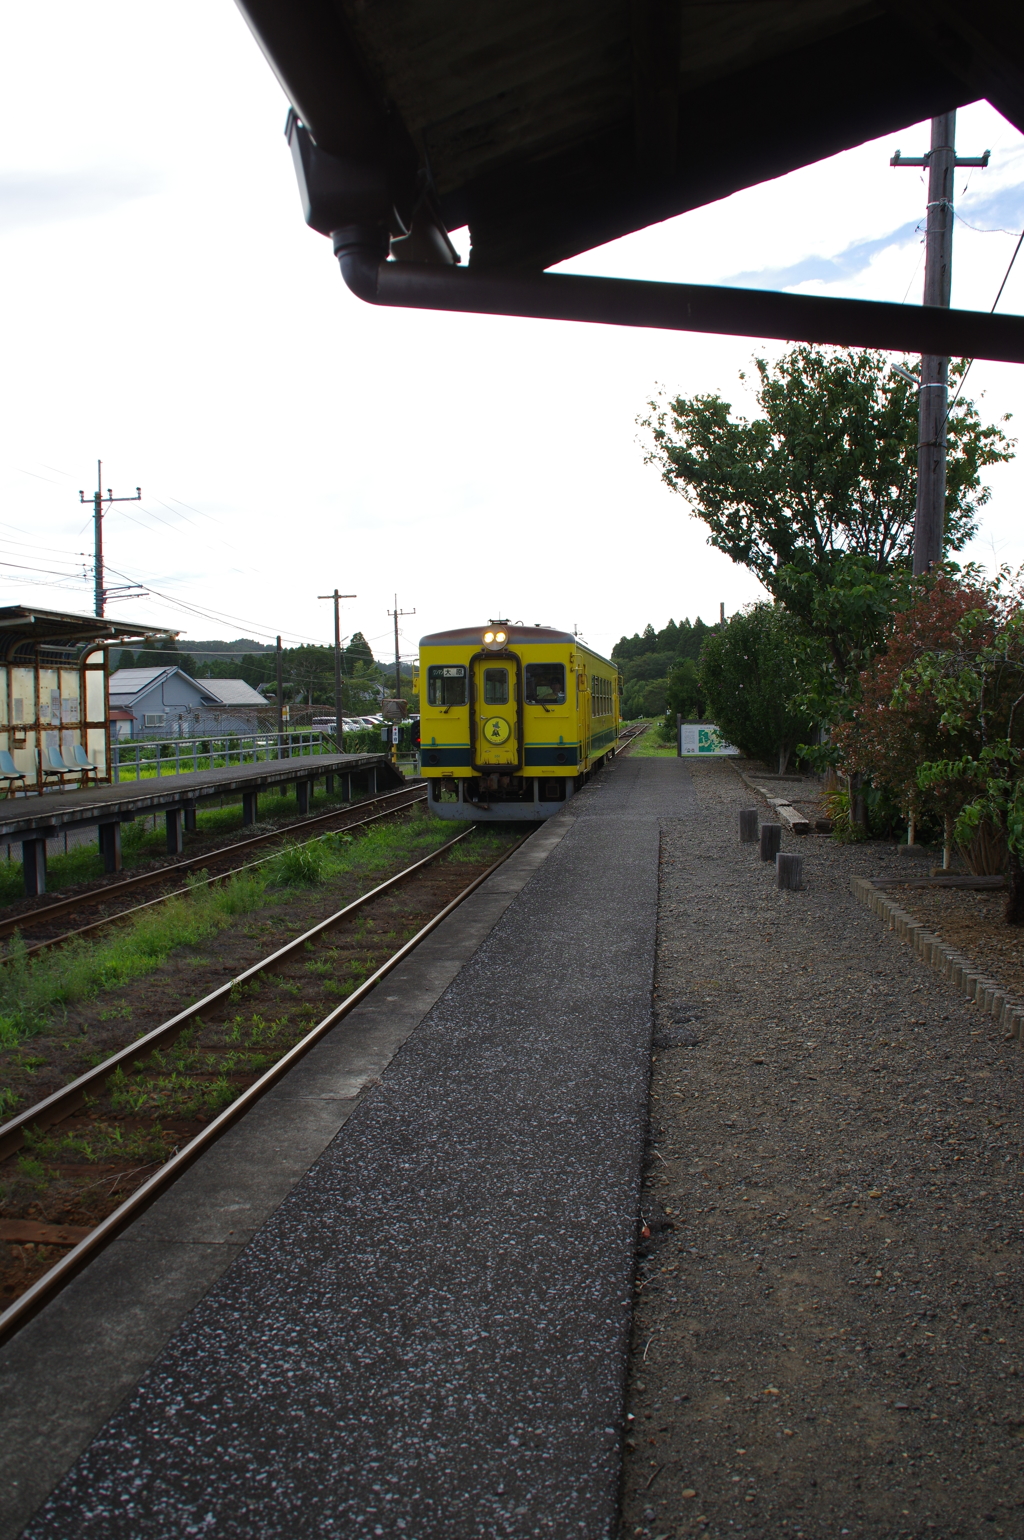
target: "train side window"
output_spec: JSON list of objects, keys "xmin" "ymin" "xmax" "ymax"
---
[
  {"xmin": 427, "ymin": 665, "xmax": 467, "ymax": 706},
  {"xmin": 483, "ymin": 668, "xmax": 509, "ymax": 704},
  {"xmin": 524, "ymin": 663, "xmax": 566, "ymax": 705}
]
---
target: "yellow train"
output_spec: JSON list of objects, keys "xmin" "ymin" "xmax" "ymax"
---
[{"xmin": 415, "ymin": 622, "xmax": 621, "ymax": 819}]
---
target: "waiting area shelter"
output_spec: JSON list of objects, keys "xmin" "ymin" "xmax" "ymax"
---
[{"xmin": 0, "ymin": 606, "xmax": 156, "ymax": 796}]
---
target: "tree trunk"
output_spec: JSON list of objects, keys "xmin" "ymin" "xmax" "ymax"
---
[
  {"xmin": 1006, "ymin": 851, "xmax": 1024, "ymax": 925},
  {"xmin": 943, "ymin": 813, "xmax": 953, "ymax": 871},
  {"xmin": 778, "ymin": 743, "xmax": 791, "ymax": 775},
  {"xmin": 849, "ymin": 772, "xmax": 868, "ymax": 834}
]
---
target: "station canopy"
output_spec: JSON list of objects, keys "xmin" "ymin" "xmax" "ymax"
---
[
  {"xmin": 237, "ymin": 0, "xmax": 1021, "ymax": 273},
  {"xmin": 0, "ymin": 606, "xmax": 162, "ymax": 661}
]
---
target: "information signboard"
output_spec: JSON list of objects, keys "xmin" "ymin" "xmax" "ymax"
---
[{"xmin": 679, "ymin": 723, "xmax": 740, "ymax": 757}]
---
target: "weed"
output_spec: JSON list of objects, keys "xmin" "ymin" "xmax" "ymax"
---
[
  {"xmin": 0, "ymin": 1085, "xmax": 21, "ymax": 1118},
  {"xmin": 0, "ymin": 878, "xmax": 267, "ymax": 1053},
  {"xmin": 17, "ymin": 1155, "xmax": 47, "ymax": 1186},
  {"xmin": 98, "ymin": 1003, "xmax": 132, "ymax": 1021},
  {"xmin": 264, "ymin": 841, "xmax": 328, "ymax": 887}
]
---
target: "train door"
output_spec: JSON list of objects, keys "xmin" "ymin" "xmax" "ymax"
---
[
  {"xmin": 471, "ymin": 653, "xmax": 521, "ymax": 770},
  {"xmin": 578, "ymin": 669, "xmax": 591, "ymax": 767}
]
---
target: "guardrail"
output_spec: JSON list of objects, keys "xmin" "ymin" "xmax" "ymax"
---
[{"xmin": 110, "ymin": 730, "xmax": 336, "ymax": 784}]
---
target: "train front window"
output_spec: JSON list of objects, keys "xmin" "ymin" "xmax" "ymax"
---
[
  {"xmin": 483, "ymin": 668, "xmax": 509, "ymax": 705},
  {"xmin": 525, "ymin": 663, "xmax": 566, "ymax": 705},
  {"xmin": 427, "ymin": 665, "xmax": 467, "ymax": 706}
]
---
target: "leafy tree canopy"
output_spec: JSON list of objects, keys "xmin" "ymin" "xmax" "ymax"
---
[
  {"xmin": 642, "ymin": 346, "xmax": 1014, "ymax": 702},
  {"xmin": 612, "ymin": 615, "xmax": 713, "ymax": 664},
  {"xmin": 833, "ymin": 570, "xmax": 992, "ymax": 828}
]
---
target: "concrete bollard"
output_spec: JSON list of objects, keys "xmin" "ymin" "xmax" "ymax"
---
[
  {"xmin": 759, "ymin": 823, "xmax": 782, "ymax": 862},
  {"xmin": 739, "ymin": 809, "xmax": 758, "ymax": 843},
  {"xmin": 776, "ymin": 852, "xmax": 803, "ymax": 890}
]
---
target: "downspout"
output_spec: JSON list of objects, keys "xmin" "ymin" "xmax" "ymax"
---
[
  {"xmin": 332, "ymin": 236, "xmax": 1024, "ymax": 362},
  {"xmin": 287, "ymin": 115, "xmax": 1024, "ymax": 364}
]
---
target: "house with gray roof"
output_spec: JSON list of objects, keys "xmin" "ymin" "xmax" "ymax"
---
[{"xmin": 108, "ymin": 667, "xmax": 270, "ymax": 738}]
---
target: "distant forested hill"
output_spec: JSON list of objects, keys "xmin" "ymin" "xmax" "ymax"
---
[{"xmin": 612, "ymin": 617, "xmax": 718, "ymax": 718}]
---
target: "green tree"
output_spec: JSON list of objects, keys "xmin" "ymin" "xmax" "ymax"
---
[
  {"xmin": 666, "ymin": 658, "xmax": 702, "ymax": 720},
  {"xmin": 642, "ymin": 346, "xmax": 1013, "ymax": 706},
  {"xmin": 905, "ymin": 580, "xmax": 1024, "ymax": 920},
  {"xmin": 698, "ymin": 603, "xmax": 816, "ymax": 773},
  {"xmin": 344, "ymin": 631, "xmax": 374, "ymax": 670},
  {"xmin": 833, "ymin": 571, "xmax": 993, "ymax": 852}
]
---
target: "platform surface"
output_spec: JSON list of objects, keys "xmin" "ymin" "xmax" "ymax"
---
[
  {"xmin": 14, "ymin": 752, "xmax": 693, "ymax": 1539},
  {"xmin": 0, "ymin": 753, "xmax": 392, "ymax": 836}
]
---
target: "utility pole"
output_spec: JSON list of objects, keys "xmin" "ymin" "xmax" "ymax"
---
[
  {"xmin": 78, "ymin": 460, "xmax": 141, "ymax": 616},
  {"xmin": 893, "ymin": 114, "xmax": 989, "ymax": 574},
  {"xmin": 388, "ymin": 595, "xmax": 415, "ymax": 703},
  {"xmin": 275, "ymin": 634, "xmax": 283, "ymax": 738},
  {"xmin": 318, "ymin": 590, "xmax": 356, "ymax": 746}
]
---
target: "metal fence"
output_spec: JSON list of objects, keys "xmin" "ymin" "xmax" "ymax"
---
[{"xmin": 110, "ymin": 729, "xmax": 336, "ymax": 784}]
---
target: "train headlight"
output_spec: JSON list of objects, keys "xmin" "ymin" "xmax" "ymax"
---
[{"xmin": 482, "ymin": 628, "xmax": 508, "ymax": 650}]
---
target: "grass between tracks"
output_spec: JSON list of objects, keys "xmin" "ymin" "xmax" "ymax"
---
[
  {"xmin": 621, "ymin": 720, "xmax": 675, "ymax": 757},
  {"xmin": 0, "ymin": 812, "xmax": 500, "ymax": 1062}
]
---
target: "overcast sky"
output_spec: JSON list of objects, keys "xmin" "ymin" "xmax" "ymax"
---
[{"xmin": 1, "ymin": 2, "xmax": 1022, "ymax": 665}]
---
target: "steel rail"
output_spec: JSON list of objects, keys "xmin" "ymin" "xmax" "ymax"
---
[
  {"xmin": 0, "ymin": 827, "xmax": 530, "ymax": 1344},
  {"xmin": 5, "ymin": 790, "xmax": 429, "ymax": 966},
  {"xmin": 0, "ymin": 822, "xmax": 471, "ymax": 1161},
  {"xmin": 0, "ymin": 782, "xmax": 425, "ymax": 944},
  {"xmin": 616, "ymin": 724, "xmax": 650, "ymax": 753}
]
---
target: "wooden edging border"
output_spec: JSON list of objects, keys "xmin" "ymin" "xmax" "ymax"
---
[
  {"xmin": 726, "ymin": 759, "xmax": 812, "ymax": 835},
  {"xmin": 850, "ymin": 875, "xmax": 1024, "ymax": 1043}
]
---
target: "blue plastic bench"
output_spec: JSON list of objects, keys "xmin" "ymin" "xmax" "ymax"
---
[
  {"xmin": 39, "ymin": 745, "xmax": 82, "ymax": 788},
  {"xmin": 0, "ymin": 749, "xmax": 26, "ymax": 798},
  {"xmin": 70, "ymin": 743, "xmax": 99, "ymax": 782}
]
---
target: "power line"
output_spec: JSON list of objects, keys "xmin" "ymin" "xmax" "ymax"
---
[
  {"xmin": 946, "ymin": 223, "xmax": 1024, "ymax": 419},
  {"xmin": 102, "ymin": 562, "xmax": 329, "ymax": 645}
]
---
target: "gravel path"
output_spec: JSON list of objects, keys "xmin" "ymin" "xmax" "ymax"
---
[{"xmin": 620, "ymin": 758, "xmax": 1024, "ymax": 1540}]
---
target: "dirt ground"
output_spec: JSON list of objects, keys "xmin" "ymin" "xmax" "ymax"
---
[
  {"xmin": 619, "ymin": 758, "xmax": 1024, "ymax": 1540},
  {"xmin": 889, "ymin": 886, "xmax": 1024, "ymax": 1004}
]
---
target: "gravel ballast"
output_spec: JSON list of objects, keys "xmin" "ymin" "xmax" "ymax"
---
[{"xmin": 620, "ymin": 758, "xmax": 1024, "ymax": 1540}]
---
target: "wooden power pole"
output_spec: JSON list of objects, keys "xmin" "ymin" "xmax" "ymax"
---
[
  {"xmin": 79, "ymin": 460, "xmax": 142, "ymax": 616},
  {"xmin": 893, "ymin": 114, "xmax": 989, "ymax": 574},
  {"xmin": 388, "ymin": 595, "xmax": 415, "ymax": 703},
  {"xmin": 275, "ymin": 635, "xmax": 283, "ymax": 737},
  {"xmin": 318, "ymin": 589, "xmax": 356, "ymax": 746}
]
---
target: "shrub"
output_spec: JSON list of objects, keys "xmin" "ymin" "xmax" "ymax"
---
[{"xmin": 698, "ymin": 603, "xmax": 816, "ymax": 771}]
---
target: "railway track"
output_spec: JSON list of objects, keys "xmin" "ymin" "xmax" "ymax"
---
[
  {"xmin": 0, "ymin": 783, "xmax": 428, "ymax": 963},
  {"xmin": 0, "ymin": 823, "xmax": 529, "ymax": 1341},
  {"xmin": 616, "ymin": 723, "xmax": 649, "ymax": 752}
]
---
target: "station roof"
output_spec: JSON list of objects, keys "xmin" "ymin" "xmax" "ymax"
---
[
  {"xmin": 237, "ymin": 0, "xmax": 1019, "ymax": 272},
  {"xmin": 0, "ymin": 606, "xmax": 161, "ymax": 663}
]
